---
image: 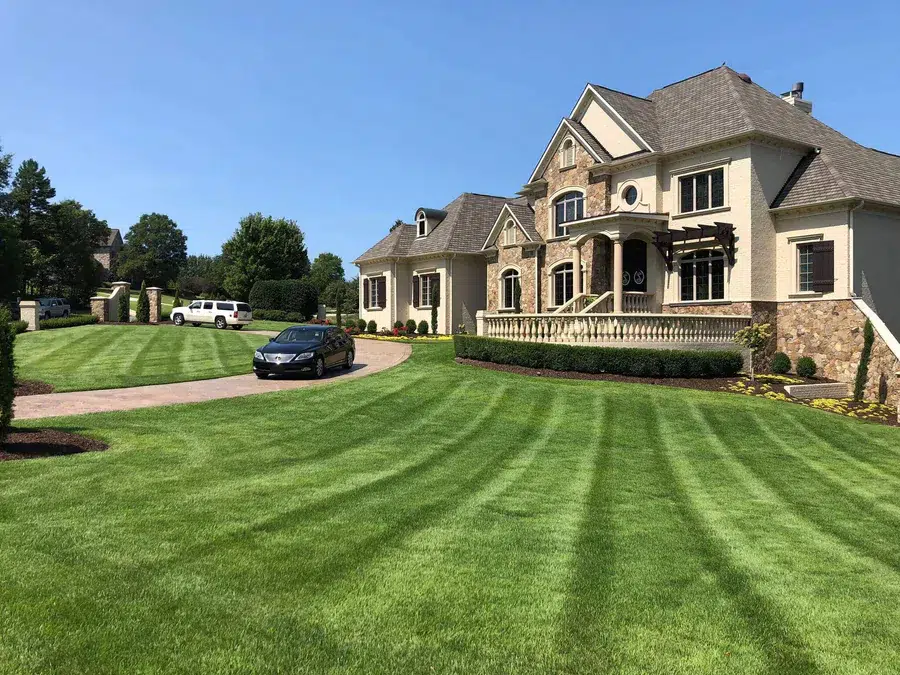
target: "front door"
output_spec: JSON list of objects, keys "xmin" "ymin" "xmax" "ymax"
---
[{"xmin": 622, "ymin": 239, "xmax": 647, "ymax": 292}]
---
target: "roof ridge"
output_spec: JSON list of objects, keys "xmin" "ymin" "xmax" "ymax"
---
[
  {"xmin": 589, "ymin": 83, "xmax": 652, "ymax": 102},
  {"xmin": 817, "ymin": 150, "xmax": 853, "ymax": 197},
  {"xmin": 721, "ymin": 67, "xmax": 755, "ymax": 132},
  {"xmin": 650, "ymin": 65, "xmax": 724, "ymax": 95}
]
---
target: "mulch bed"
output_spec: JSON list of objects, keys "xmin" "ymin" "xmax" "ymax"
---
[
  {"xmin": 14, "ymin": 380, "xmax": 54, "ymax": 396},
  {"xmin": 1, "ymin": 429, "xmax": 108, "ymax": 462},
  {"xmin": 456, "ymin": 358, "xmax": 898, "ymax": 427}
]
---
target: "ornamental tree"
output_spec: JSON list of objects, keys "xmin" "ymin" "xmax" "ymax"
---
[{"xmin": 733, "ymin": 322, "xmax": 773, "ymax": 382}]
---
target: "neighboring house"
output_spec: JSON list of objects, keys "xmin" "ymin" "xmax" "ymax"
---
[
  {"xmin": 355, "ymin": 66, "xmax": 900, "ymax": 403},
  {"xmin": 93, "ymin": 228, "xmax": 123, "ymax": 273}
]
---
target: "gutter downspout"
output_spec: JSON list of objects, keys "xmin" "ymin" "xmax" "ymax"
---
[{"xmin": 849, "ymin": 199, "xmax": 865, "ymax": 298}]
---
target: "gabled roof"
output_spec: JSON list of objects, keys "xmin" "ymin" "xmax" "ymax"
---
[
  {"xmin": 355, "ymin": 193, "xmax": 525, "ymax": 263},
  {"xmin": 527, "ymin": 118, "xmax": 611, "ymax": 183},
  {"xmin": 481, "ymin": 201, "xmax": 539, "ymax": 250},
  {"xmin": 585, "ymin": 85, "xmax": 660, "ymax": 152}
]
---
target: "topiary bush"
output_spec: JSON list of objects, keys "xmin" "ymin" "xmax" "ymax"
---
[
  {"xmin": 0, "ymin": 306, "xmax": 14, "ymax": 443},
  {"xmin": 394, "ymin": 320, "xmax": 404, "ymax": 329},
  {"xmin": 796, "ymin": 356, "xmax": 817, "ymax": 378},
  {"xmin": 117, "ymin": 289, "xmax": 130, "ymax": 323},
  {"xmin": 136, "ymin": 281, "xmax": 150, "ymax": 323},
  {"xmin": 417, "ymin": 320, "xmax": 429, "ymax": 335},
  {"xmin": 772, "ymin": 351, "xmax": 791, "ymax": 374},
  {"xmin": 367, "ymin": 320, "xmax": 377, "ymax": 334},
  {"xmin": 453, "ymin": 335, "xmax": 744, "ymax": 378},
  {"xmin": 853, "ymin": 320, "xmax": 874, "ymax": 401},
  {"xmin": 41, "ymin": 315, "xmax": 99, "ymax": 330},
  {"xmin": 248, "ymin": 279, "xmax": 318, "ymax": 319},
  {"xmin": 357, "ymin": 318, "xmax": 367, "ymax": 332},
  {"xmin": 405, "ymin": 319, "xmax": 417, "ymax": 334}
]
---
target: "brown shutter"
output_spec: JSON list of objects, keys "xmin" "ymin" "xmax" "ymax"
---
[
  {"xmin": 432, "ymin": 274, "xmax": 440, "ymax": 306},
  {"xmin": 811, "ymin": 241, "xmax": 835, "ymax": 293},
  {"xmin": 377, "ymin": 278, "xmax": 386, "ymax": 307},
  {"xmin": 412, "ymin": 276, "xmax": 419, "ymax": 308},
  {"xmin": 363, "ymin": 278, "xmax": 370, "ymax": 309}
]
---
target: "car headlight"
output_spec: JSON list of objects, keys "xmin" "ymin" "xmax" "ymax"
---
[
  {"xmin": 293, "ymin": 352, "xmax": 314, "ymax": 361},
  {"xmin": 254, "ymin": 350, "xmax": 264, "ymax": 360}
]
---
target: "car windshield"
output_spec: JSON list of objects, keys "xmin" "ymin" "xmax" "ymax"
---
[{"xmin": 274, "ymin": 327, "xmax": 325, "ymax": 344}]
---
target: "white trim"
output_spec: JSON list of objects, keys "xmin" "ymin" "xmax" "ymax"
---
[
  {"xmin": 569, "ymin": 84, "xmax": 655, "ymax": 152},
  {"xmin": 672, "ymin": 161, "xmax": 730, "ymax": 216},
  {"xmin": 853, "ymin": 298, "xmax": 900, "ymax": 363},
  {"xmin": 791, "ymin": 235, "xmax": 823, "ymax": 294},
  {"xmin": 415, "ymin": 210, "xmax": 428, "ymax": 238},
  {"xmin": 498, "ymin": 267, "xmax": 521, "ymax": 310},
  {"xmin": 481, "ymin": 204, "xmax": 533, "ymax": 250},
  {"xmin": 560, "ymin": 137, "xmax": 576, "ymax": 168},
  {"xmin": 527, "ymin": 119, "xmax": 606, "ymax": 184},
  {"xmin": 618, "ymin": 180, "xmax": 641, "ymax": 212}
]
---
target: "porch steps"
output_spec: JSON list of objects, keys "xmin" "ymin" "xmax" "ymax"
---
[{"xmin": 784, "ymin": 382, "xmax": 850, "ymax": 400}]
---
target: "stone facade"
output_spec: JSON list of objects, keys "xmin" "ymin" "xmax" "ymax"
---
[
  {"xmin": 147, "ymin": 287, "xmax": 164, "ymax": 324},
  {"xmin": 90, "ymin": 297, "xmax": 110, "ymax": 323},
  {"xmin": 777, "ymin": 299, "xmax": 900, "ymax": 406}
]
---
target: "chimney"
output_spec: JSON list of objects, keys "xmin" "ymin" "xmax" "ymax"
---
[{"xmin": 781, "ymin": 81, "xmax": 813, "ymax": 114}]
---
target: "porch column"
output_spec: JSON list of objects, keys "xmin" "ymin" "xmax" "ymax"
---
[
  {"xmin": 612, "ymin": 237, "xmax": 624, "ymax": 313},
  {"xmin": 571, "ymin": 242, "xmax": 582, "ymax": 296}
]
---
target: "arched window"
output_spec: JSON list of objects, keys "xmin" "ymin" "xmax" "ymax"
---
[
  {"xmin": 561, "ymin": 138, "xmax": 575, "ymax": 168},
  {"xmin": 501, "ymin": 268, "xmax": 520, "ymax": 310},
  {"xmin": 503, "ymin": 219, "xmax": 516, "ymax": 245},
  {"xmin": 416, "ymin": 212, "xmax": 428, "ymax": 237},
  {"xmin": 680, "ymin": 249, "xmax": 725, "ymax": 301},
  {"xmin": 551, "ymin": 261, "xmax": 587, "ymax": 307},
  {"xmin": 553, "ymin": 191, "xmax": 584, "ymax": 238}
]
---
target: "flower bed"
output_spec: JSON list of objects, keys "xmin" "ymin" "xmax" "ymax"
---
[{"xmin": 355, "ymin": 333, "xmax": 453, "ymax": 343}]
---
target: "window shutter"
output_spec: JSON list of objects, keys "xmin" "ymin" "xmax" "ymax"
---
[
  {"xmin": 412, "ymin": 276, "xmax": 420, "ymax": 308},
  {"xmin": 377, "ymin": 278, "xmax": 386, "ymax": 307},
  {"xmin": 432, "ymin": 274, "xmax": 440, "ymax": 305},
  {"xmin": 811, "ymin": 241, "xmax": 835, "ymax": 293},
  {"xmin": 363, "ymin": 278, "xmax": 370, "ymax": 309}
]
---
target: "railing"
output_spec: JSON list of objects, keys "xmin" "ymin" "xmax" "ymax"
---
[
  {"xmin": 581, "ymin": 291, "xmax": 613, "ymax": 314},
  {"xmin": 623, "ymin": 292, "xmax": 655, "ymax": 313},
  {"xmin": 553, "ymin": 293, "xmax": 598, "ymax": 314},
  {"xmin": 481, "ymin": 312, "xmax": 750, "ymax": 345}
]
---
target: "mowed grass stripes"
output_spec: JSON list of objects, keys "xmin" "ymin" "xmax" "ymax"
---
[
  {"xmin": 14, "ymin": 324, "xmax": 268, "ymax": 391},
  {"xmin": 2, "ymin": 344, "xmax": 900, "ymax": 673}
]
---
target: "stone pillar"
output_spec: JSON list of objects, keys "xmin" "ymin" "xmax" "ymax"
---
[
  {"xmin": 317, "ymin": 303, "xmax": 327, "ymax": 321},
  {"xmin": 571, "ymin": 242, "xmax": 582, "ymax": 297},
  {"xmin": 475, "ymin": 309, "xmax": 485, "ymax": 336},
  {"xmin": 147, "ymin": 287, "xmax": 163, "ymax": 324},
  {"xmin": 90, "ymin": 296, "xmax": 110, "ymax": 322},
  {"xmin": 18, "ymin": 300, "xmax": 40, "ymax": 331},
  {"xmin": 109, "ymin": 281, "xmax": 131, "ymax": 322},
  {"xmin": 612, "ymin": 238, "xmax": 624, "ymax": 313}
]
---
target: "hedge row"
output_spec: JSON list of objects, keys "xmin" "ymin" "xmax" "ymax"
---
[
  {"xmin": 453, "ymin": 335, "xmax": 743, "ymax": 378},
  {"xmin": 248, "ymin": 279, "xmax": 317, "ymax": 318},
  {"xmin": 9, "ymin": 321, "xmax": 29, "ymax": 335},
  {"xmin": 252, "ymin": 309, "xmax": 305, "ymax": 323},
  {"xmin": 41, "ymin": 314, "xmax": 99, "ymax": 330},
  {"xmin": 0, "ymin": 307, "xmax": 14, "ymax": 442}
]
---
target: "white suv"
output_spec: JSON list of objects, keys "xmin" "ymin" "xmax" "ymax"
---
[{"xmin": 171, "ymin": 301, "xmax": 253, "ymax": 330}]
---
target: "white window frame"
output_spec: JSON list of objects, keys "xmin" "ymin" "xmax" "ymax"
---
[
  {"xmin": 503, "ymin": 219, "xmax": 516, "ymax": 246},
  {"xmin": 561, "ymin": 138, "xmax": 575, "ymax": 168},
  {"xmin": 619, "ymin": 181, "xmax": 641, "ymax": 212},
  {"xmin": 419, "ymin": 273, "xmax": 433, "ymax": 308},
  {"xmin": 550, "ymin": 189, "xmax": 585, "ymax": 239},
  {"xmin": 671, "ymin": 159, "xmax": 731, "ymax": 218},
  {"xmin": 416, "ymin": 213, "xmax": 427, "ymax": 237},
  {"xmin": 499, "ymin": 267, "xmax": 520, "ymax": 310},
  {"xmin": 678, "ymin": 249, "xmax": 727, "ymax": 303},
  {"xmin": 368, "ymin": 276, "xmax": 383, "ymax": 308}
]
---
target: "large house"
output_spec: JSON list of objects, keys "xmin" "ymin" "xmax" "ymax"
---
[
  {"xmin": 93, "ymin": 228, "xmax": 123, "ymax": 274},
  {"xmin": 355, "ymin": 66, "xmax": 900, "ymax": 403}
]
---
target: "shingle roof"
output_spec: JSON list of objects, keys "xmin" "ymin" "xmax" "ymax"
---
[
  {"xmin": 355, "ymin": 193, "xmax": 522, "ymax": 263},
  {"xmin": 588, "ymin": 85, "xmax": 660, "ymax": 151},
  {"xmin": 565, "ymin": 119, "xmax": 613, "ymax": 163},
  {"xmin": 631, "ymin": 66, "xmax": 900, "ymax": 209},
  {"xmin": 106, "ymin": 228, "xmax": 121, "ymax": 247},
  {"xmin": 506, "ymin": 201, "xmax": 539, "ymax": 242}
]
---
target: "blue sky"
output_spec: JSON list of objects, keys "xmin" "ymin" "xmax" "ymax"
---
[{"xmin": 2, "ymin": 0, "xmax": 897, "ymax": 276}]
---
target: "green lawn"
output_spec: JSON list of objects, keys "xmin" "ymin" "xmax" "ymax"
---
[
  {"xmin": 15, "ymin": 324, "xmax": 268, "ymax": 391},
  {"xmin": 3, "ymin": 344, "xmax": 900, "ymax": 673}
]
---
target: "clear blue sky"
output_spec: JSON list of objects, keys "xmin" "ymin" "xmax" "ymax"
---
[{"xmin": 2, "ymin": 0, "xmax": 897, "ymax": 275}]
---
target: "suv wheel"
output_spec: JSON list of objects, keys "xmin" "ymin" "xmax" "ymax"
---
[
  {"xmin": 215, "ymin": 316, "xmax": 227, "ymax": 329},
  {"xmin": 62, "ymin": 310, "xmax": 69, "ymax": 318},
  {"xmin": 173, "ymin": 313, "xmax": 184, "ymax": 326},
  {"xmin": 343, "ymin": 350, "xmax": 354, "ymax": 370},
  {"xmin": 313, "ymin": 356, "xmax": 325, "ymax": 379}
]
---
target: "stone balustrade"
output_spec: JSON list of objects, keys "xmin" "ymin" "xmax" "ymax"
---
[{"xmin": 480, "ymin": 312, "xmax": 750, "ymax": 346}]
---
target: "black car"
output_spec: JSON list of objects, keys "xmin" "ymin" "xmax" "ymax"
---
[{"xmin": 253, "ymin": 325, "xmax": 355, "ymax": 379}]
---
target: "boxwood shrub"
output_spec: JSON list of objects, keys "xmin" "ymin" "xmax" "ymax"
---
[
  {"xmin": 405, "ymin": 319, "xmax": 417, "ymax": 334},
  {"xmin": 367, "ymin": 320, "xmax": 377, "ymax": 334},
  {"xmin": 796, "ymin": 356, "xmax": 817, "ymax": 378},
  {"xmin": 9, "ymin": 320, "xmax": 28, "ymax": 335},
  {"xmin": 771, "ymin": 351, "xmax": 791, "ymax": 374},
  {"xmin": 357, "ymin": 318, "xmax": 367, "ymax": 332},
  {"xmin": 41, "ymin": 314, "xmax": 99, "ymax": 330},
  {"xmin": 417, "ymin": 320, "xmax": 429, "ymax": 335},
  {"xmin": 453, "ymin": 335, "xmax": 743, "ymax": 378}
]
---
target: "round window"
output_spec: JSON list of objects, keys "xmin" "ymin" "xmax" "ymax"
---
[{"xmin": 623, "ymin": 185, "xmax": 638, "ymax": 206}]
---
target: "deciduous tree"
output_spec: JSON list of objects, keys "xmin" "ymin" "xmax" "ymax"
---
[
  {"xmin": 117, "ymin": 213, "xmax": 187, "ymax": 287},
  {"xmin": 309, "ymin": 252, "xmax": 345, "ymax": 297}
]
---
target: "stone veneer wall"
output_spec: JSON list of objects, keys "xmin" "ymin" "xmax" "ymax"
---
[
  {"xmin": 777, "ymin": 299, "xmax": 900, "ymax": 406},
  {"xmin": 486, "ymin": 244, "xmax": 539, "ymax": 313},
  {"xmin": 90, "ymin": 297, "xmax": 110, "ymax": 322}
]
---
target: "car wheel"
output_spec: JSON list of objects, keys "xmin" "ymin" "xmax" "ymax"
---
[
  {"xmin": 313, "ymin": 356, "xmax": 325, "ymax": 379},
  {"xmin": 255, "ymin": 372, "xmax": 268, "ymax": 379},
  {"xmin": 215, "ymin": 316, "xmax": 227, "ymax": 329},
  {"xmin": 343, "ymin": 350, "xmax": 354, "ymax": 370},
  {"xmin": 173, "ymin": 313, "xmax": 184, "ymax": 326}
]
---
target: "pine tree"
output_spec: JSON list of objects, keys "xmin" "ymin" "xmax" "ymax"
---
[
  {"xmin": 136, "ymin": 280, "xmax": 150, "ymax": 323},
  {"xmin": 9, "ymin": 159, "xmax": 55, "ymax": 295}
]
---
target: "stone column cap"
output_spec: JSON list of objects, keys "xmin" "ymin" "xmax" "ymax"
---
[
  {"xmin": 89, "ymin": 296, "xmax": 108, "ymax": 301},
  {"xmin": 110, "ymin": 281, "xmax": 131, "ymax": 287},
  {"xmin": 146, "ymin": 287, "xmax": 165, "ymax": 291},
  {"xmin": 18, "ymin": 300, "xmax": 39, "ymax": 307}
]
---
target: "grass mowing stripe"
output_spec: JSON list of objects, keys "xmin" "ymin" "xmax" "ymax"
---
[
  {"xmin": 129, "ymin": 326, "xmax": 170, "ymax": 377},
  {"xmin": 14, "ymin": 326, "xmax": 98, "ymax": 366},
  {"xmin": 69, "ymin": 327, "xmax": 135, "ymax": 373},
  {"xmin": 656, "ymin": 397, "xmax": 821, "ymax": 674}
]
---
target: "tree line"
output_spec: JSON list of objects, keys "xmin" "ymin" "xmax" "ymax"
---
[{"xmin": 0, "ymin": 140, "xmax": 357, "ymax": 313}]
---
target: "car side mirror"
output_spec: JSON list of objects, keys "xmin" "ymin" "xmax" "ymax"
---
[{"xmin": 268, "ymin": 337, "xmax": 275, "ymax": 342}]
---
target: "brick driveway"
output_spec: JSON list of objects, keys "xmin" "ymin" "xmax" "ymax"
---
[{"xmin": 15, "ymin": 339, "xmax": 411, "ymax": 420}]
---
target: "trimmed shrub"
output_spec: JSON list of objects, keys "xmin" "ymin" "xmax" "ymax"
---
[
  {"xmin": 136, "ymin": 281, "xmax": 150, "ymax": 323},
  {"xmin": 367, "ymin": 320, "xmax": 377, "ymax": 334},
  {"xmin": 248, "ymin": 279, "xmax": 317, "ymax": 319},
  {"xmin": 796, "ymin": 356, "xmax": 817, "ymax": 378},
  {"xmin": 453, "ymin": 335, "xmax": 743, "ymax": 379},
  {"xmin": 417, "ymin": 320, "xmax": 429, "ymax": 335},
  {"xmin": 9, "ymin": 321, "xmax": 28, "ymax": 335},
  {"xmin": 405, "ymin": 319, "xmax": 417, "ymax": 334},
  {"xmin": 0, "ymin": 307, "xmax": 13, "ymax": 443},
  {"xmin": 853, "ymin": 320, "xmax": 874, "ymax": 401},
  {"xmin": 251, "ymin": 309, "xmax": 304, "ymax": 323},
  {"xmin": 772, "ymin": 351, "xmax": 791, "ymax": 375},
  {"xmin": 357, "ymin": 318, "xmax": 367, "ymax": 332},
  {"xmin": 41, "ymin": 315, "xmax": 99, "ymax": 330},
  {"xmin": 394, "ymin": 320, "xmax": 404, "ymax": 329},
  {"xmin": 117, "ymin": 289, "xmax": 130, "ymax": 323},
  {"xmin": 172, "ymin": 295, "xmax": 183, "ymax": 308},
  {"xmin": 430, "ymin": 283, "xmax": 440, "ymax": 334}
]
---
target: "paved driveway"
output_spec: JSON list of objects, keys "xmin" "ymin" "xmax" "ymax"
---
[{"xmin": 15, "ymin": 339, "xmax": 411, "ymax": 420}]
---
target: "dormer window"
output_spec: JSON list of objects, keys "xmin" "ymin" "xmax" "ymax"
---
[
  {"xmin": 561, "ymin": 138, "xmax": 575, "ymax": 168},
  {"xmin": 503, "ymin": 219, "xmax": 516, "ymax": 245},
  {"xmin": 417, "ymin": 212, "xmax": 427, "ymax": 237}
]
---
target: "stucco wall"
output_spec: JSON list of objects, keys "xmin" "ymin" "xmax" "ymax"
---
[
  {"xmin": 774, "ymin": 209, "xmax": 851, "ymax": 301},
  {"xmin": 611, "ymin": 164, "xmax": 661, "ymax": 214},
  {"xmin": 580, "ymin": 100, "xmax": 643, "ymax": 158},
  {"xmin": 402, "ymin": 259, "xmax": 449, "ymax": 334},
  {"xmin": 450, "ymin": 255, "xmax": 486, "ymax": 333},
  {"xmin": 853, "ymin": 209, "xmax": 900, "ymax": 339},
  {"xmin": 359, "ymin": 261, "xmax": 395, "ymax": 330}
]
